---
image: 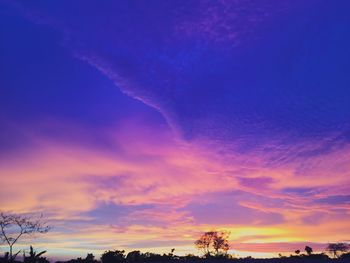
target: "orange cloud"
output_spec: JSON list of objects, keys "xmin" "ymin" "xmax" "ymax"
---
[{"xmin": 1, "ymin": 121, "xmax": 349, "ymax": 258}]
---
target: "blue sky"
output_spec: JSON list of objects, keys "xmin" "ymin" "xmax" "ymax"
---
[{"xmin": 1, "ymin": 0, "xmax": 350, "ymax": 259}]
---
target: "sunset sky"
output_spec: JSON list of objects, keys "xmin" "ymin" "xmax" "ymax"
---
[{"xmin": 0, "ymin": 0, "xmax": 350, "ymax": 260}]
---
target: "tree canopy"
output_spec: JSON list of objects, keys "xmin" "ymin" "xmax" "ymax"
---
[{"xmin": 195, "ymin": 231, "xmax": 230, "ymax": 257}]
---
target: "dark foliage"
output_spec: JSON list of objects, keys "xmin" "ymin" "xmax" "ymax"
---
[
  {"xmin": 23, "ymin": 246, "xmax": 49, "ymax": 263},
  {"xmin": 101, "ymin": 251, "xmax": 126, "ymax": 263},
  {"xmin": 56, "ymin": 253, "xmax": 98, "ymax": 263},
  {"xmin": 2, "ymin": 252, "xmax": 350, "ymax": 263}
]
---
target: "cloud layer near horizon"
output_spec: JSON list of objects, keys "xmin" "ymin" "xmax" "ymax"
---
[
  {"xmin": 1, "ymin": 119, "xmax": 349, "ymax": 257},
  {"xmin": 1, "ymin": 0, "xmax": 350, "ymax": 259}
]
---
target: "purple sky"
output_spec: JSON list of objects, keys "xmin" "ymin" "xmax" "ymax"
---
[{"xmin": 0, "ymin": 0, "xmax": 350, "ymax": 259}]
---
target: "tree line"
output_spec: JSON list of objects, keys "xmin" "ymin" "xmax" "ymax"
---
[{"xmin": 1, "ymin": 212, "xmax": 350, "ymax": 263}]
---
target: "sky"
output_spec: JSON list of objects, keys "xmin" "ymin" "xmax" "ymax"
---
[{"xmin": 0, "ymin": 0, "xmax": 350, "ymax": 260}]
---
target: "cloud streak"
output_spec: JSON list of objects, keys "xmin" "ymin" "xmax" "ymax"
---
[
  {"xmin": 1, "ymin": 0, "xmax": 350, "ymax": 259},
  {"xmin": 1, "ymin": 119, "xmax": 349, "ymax": 257}
]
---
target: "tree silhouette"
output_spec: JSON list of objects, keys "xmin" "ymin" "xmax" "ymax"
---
[
  {"xmin": 304, "ymin": 246, "xmax": 313, "ymax": 256},
  {"xmin": 195, "ymin": 231, "xmax": 230, "ymax": 257},
  {"xmin": 126, "ymin": 251, "xmax": 142, "ymax": 262},
  {"xmin": 326, "ymin": 243, "xmax": 349, "ymax": 258},
  {"xmin": 85, "ymin": 253, "xmax": 97, "ymax": 263},
  {"xmin": 101, "ymin": 250, "xmax": 125, "ymax": 263},
  {"xmin": 0, "ymin": 212, "xmax": 50, "ymax": 262}
]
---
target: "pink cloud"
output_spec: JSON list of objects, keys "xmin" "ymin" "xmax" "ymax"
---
[{"xmin": 1, "ymin": 120, "xmax": 349, "ymax": 256}]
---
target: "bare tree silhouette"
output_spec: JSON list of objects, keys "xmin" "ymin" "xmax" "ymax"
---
[
  {"xmin": 326, "ymin": 243, "xmax": 349, "ymax": 258},
  {"xmin": 0, "ymin": 212, "xmax": 51, "ymax": 262}
]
